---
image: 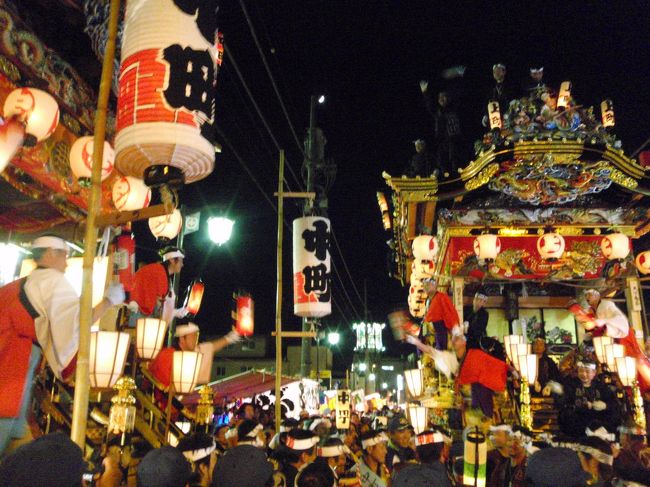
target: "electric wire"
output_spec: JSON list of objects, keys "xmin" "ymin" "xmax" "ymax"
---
[
  {"xmin": 330, "ymin": 227, "xmax": 365, "ymax": 309},
  {"xmin": 331, "ymin": 260, "xmax": 363, "ymax": 322}
]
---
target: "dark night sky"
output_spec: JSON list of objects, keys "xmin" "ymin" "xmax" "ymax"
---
[{"xmin": 17, "ymin": 1, "xmax": 650, "ymax": 366}]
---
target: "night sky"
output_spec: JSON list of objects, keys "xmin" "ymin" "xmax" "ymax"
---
[{"xmin": 17, "ymin": 1, "xmax": 650, "ymax": 367}]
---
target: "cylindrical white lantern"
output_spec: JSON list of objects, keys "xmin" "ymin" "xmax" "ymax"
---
[
  {"xmin": 148, "ymin": 209, "xmax": 183, "ymax": 239},
  {"xmin": 69, "ymin": 136, "xmax": 115, "ymax": 181},
  {"xmin": 404, "ymin": 368, "xmax": 424, "ymax": 398},
  {"xmin": 409, "ymin": 302, "xmax": 426, "ymax": 319},
  {"xmin": 412, "ymin": 235, "xmax": 438, "ymax": 261},
  {"xmin": 592, "ymin": 336, "xmax": 613, "ymax": 364},
  {"xmin": 518, "ymin": 354, "xmax": 538, "ymax": 384},
  {"xmin": 615, "ymin": 356, "xmax": 637, "ymax": 387},
  {"xmin": 557, "ymin": 81, "xmax": 572, "ymax": 109},
  {"xmin": 136, "ymin": 317, "xmax": 168, "ymax": 360},
  {"xmin": 537, "ymin": 233, "xmax": 565, "ymax": 260},
  {"xmin": 474, "ymin": 234, "xmax": 501, "ymax": 260},
  {"xmin": 510, "ymin": 343, "xmax": 531, "ymax": 372},
  {"xmin": 408, "ymin": 405, "xmax": 428, "ymax": 435},
  {"xmin": 503, "ymin": 335, "xmax": 523, "ymax": 363},
  {"xmin": 464, "ymin": 428, "xmax": 487, "ymax": 487},
  {"xmin": 601, "ymin": 233, "xmax": 630, "ymax": 260},
  {"xmin": 89, "ymin": 331, "xmax": 131, "ymax": 388},
  {"xmin": 172, "ymin": 350, "xmax": 203, "ymax": 394},
  {"xmin": 409, "ymin": 284, "xmax": 426, "ymax": 301},
  {"xmin": 293, "ymin": 216, "xmax": 331, "ymax": 318},
  {"xmin": 115, "ymin": 0, "xmax": 218, "ymax": 183},
  {"xmin": 604, "ymin": 343, "xmax": 625, "ymax": 372},
  {"xmin": 3, "ymin": 87, "xmax": 60, "ymax": 142},
  {"xmin": 112, "ymin": 176, "xmax": 151, "ymax": 211},
  {"xmin": 635, "ymin": 251, "xmax": 650, "ymax": 275},
  {"xmin": 600, "ymin": 100, "xmax": 615, "ymax": 128},
  {"xmin": 487, "ymin": 101, "xmax": 502, "ymax": 130}
]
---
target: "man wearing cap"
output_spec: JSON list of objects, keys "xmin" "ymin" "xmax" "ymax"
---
[
  {"xmin": 0, "ymin": 235, "xmax": 125, "ymax": 454},
  {"xmin": 393, "ymin": 428, "xmax": 453, "ymax": 487},
  {"xmin": 422, "ymin": 278, "xmax": 460, "ymax": 351},
  {"xmin": 403, "ymin": 138, "xmax": 436, "ymax": 178},
  {"xmin": 614, "ymin": 423, "xmax": 650, "ymax": 484},
  {"xmin": 129, "ymin": 245, "xmax": 188, "ymax": 325},
  {"xmin": 385, "ymin": 415, "xmax": 416, "ymax": 470},
  {"xmin": 279, "ymin": 429, "xmax": 320, "ymax": 487},
  {"xmin": 463, "ymin": 289, "xmax": 489, "ymax": 350},
  {"xmin": 525, "ymin": 447, "xmax": 592, "ymax": 487},
  {"xmin": 353, "ymin": 429, "xmax": 390, "ymax": 487}
]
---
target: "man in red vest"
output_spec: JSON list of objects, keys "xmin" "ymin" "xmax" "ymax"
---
[
  {"xmin": 422, "ymin": 278, "xmax": 460, "ymax": 350},
  {"xmin": 0, "ymin": 235, "xmax": 124, "ymax": 454}
]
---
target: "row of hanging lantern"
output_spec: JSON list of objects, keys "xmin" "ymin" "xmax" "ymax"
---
[
  {"xmin": 408, "ymin": 235, "xmax": 438, "ymax": 318},
  {"xmin": 502, "ymin": 334, "xmax": 538, "ymax": 430}
]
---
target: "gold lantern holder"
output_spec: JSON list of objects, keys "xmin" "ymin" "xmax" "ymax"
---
[
  {"xmin": 195, "ymin": 384, "xmax": 214, "ymax": 431},
  {"xmin": 108, "ymin": 377, "xmax": 137, "ymax": 446},
  {"xmin": 631, "ymin": 380, "xmax": 647, "ymax": 431},
  {"xmin": 519, "ymin": 378, "xmax": 533, "ymax": 431}
]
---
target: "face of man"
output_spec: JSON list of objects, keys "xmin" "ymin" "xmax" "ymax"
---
[
  {"xmin": 178, "ymin": 332, "xmax": 199, "ymax": 351},
  {"xmin": 585, "ymin": 292, "xmax": 600, "ymax": 309},
  {"xmin": 493, "ymin": 66, "xmax": 506, "ymax": 82},
  {"xmin": 578, "ymin": 366, "xmax": 597, "ymax": 386},
  {"xmin": 167, "ymin": 257, "xmax": 184, "ymax": 275},
  {"xmin": 452, "ymin": 335, "xmax": 467, "ymax": 356},
  {"xmin": 40, "ymin": 247, "xmax": 69, "ymax": 273},
  {"xmin": 532, "ymin": 339, "xmax": 546, "ymax": 355},
  {"xmin": 490, "ymin": 430, "xmax": 511, "ymax": 449},
  {"xmin": 301, "ymin": 447, "xmax": 317, "ymax": 465},
  {"xmin": 531, "ymin": 71, "xmax": 543, "ymax": 82},
  {"xmin": 508, "ymin": 437, "xmax": 525, "ymax": 459},
  {"xmin": 243, "ymin": 404, "xmax": 255, "ymax": 420},
  {"xmin": 473, "ymin": 295, "xmax": 488, "ymax": 311},
  {"xmin": 367, "ymin": 442, "xmax": 387, "ymax": 465},
  {"xmin": 391, "ymin": 429, "xmax": 412, "ymax": 449},
  {"xmin": 437, "ymin": 92, "xmax": 449, "ymax": 107},
  {"xmin": 216, "ymin": 427, "xmax": 228, "ymax": 446}
]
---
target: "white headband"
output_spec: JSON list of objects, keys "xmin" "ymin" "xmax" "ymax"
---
[
  {"xmin": 242, "ymin": 423, "xmax": 263, "ymax": 439},
  {"xmin": 362, "ymin": 433, "xmax": 388, "ymax": 449},
  {"xmin": 174, "ymin": 323, "xmax": 200, "ymax": 337},
  {"xmin": 576, "ymin": 445, "xmax": 614, "ymax": 465},
  {"xmin": 586, "ymin": 426, "xmax": 615, "ymax": 443},
  {"xmin": 490, "ymin": 424, "xmax": 513, "ymax": 434},
  {"xmin": 415, "ymin": 431, "xmax": 450, "ymax": 446},
  {"xmin": 182, "ymin": 441, "xmax": 216, "ymax": 462},
  {"xmin": 32, "ymin": 236, "xmax": 69, "ymax": 251},
  {"xmin": 163, "ymin": 250, "xmax": 185, "ymax": 261},
  {"xmin": 285, "ymin": 435, "xmax": 319, "ymax": 451},
  {"xmin": 577, "ymin": 361, "xmax": 597, "ymax": 370},
  {"xmin": 309, "ymin": 418, "xmax": 331, "ymax": 431},
  {"xmin": 317, "ymin": 444, "xmax": 345, "ymax": 457}
]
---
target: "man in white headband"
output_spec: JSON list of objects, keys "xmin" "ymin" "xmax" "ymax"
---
[
  {"xmin": 280, "ymin": 429, "xmax": 319, "ymax": 487},
  {"xmin": 393, "ymin": 428, "xmax": 452, "ymax": 487},
  {"xmin": 354, "ymin": 429, "xmax": 390, "ymax": 487},
  {"xmin": 0, "ymin": 234, "xmax": 125, "ymax": 454},
  {"xmin": 315, "ymin": 437, "xmax": 348, "ymax": 478},
  {"xmin": 490, "ymin": 425, "xmax": 533, "ymax": 486},
  {"xmin": 177, "ymin": 432, "xmax": 218, "ymax": 486},
  {"xmin": 463, "ymin": 288, "xmax": 489, "ymax": 349}
]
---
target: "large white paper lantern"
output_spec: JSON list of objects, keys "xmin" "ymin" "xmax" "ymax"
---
[
  {"xmin": 537, "ymin": 232, "xmax": 565, "ymax": 260},
  {"xmin": 412, "ymin": 235, "xmax": 438, "ymax": 261},
  {"xmin": 4, "ymin": 87, "xmax": 59, "ymax": 142},
  {"xmin": 69, "ymin": 136, "xmax": 115, "ymax": 181},
  {"xmin": 601, "ymin": 233, "xmax": 630, "ymax": 260},
  {"xmin": 172, "ymin": 350, "xmax": 202, "ymax": 393},
  {"xmin": 89, "ymin": 331, "xmax": 131, "ymax": 388},
  {"xmin": 636, "ymin": 251, "xmax": 650, "ymax": 275},
  {"xmin": 149, "ymin": 209, "xmax": 183, "ymax": 239},
  {"xmin": 411, "ymin": 260, "xmax": 435, "ymax": 280},
  {"xmin": 473, "ymin": 234, "xmax": 501, "ymax": 260},
  {"xmin": 136, "ymin": 317, "xmax": 168, "ymax": 360},
  {"xmin": 115, "ymin": 0, "xmax": 219, "ymax": 183},
  {"xmin": 112, "ymin": 176, "xmax": 151, "ymax": 211},
  {"xmin": 293, "ymin": 217, "xmax": 331, "ymax": 318}
]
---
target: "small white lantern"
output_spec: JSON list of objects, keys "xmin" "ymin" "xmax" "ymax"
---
[
  {"xmin": 172, "ymin": 350, "xmax": 203, "ymax": 393},
  {"xmin": 149, "ymin": 209, "xmax": 183, "ymax": 240},
  {"xmin": 537, "ymin": 232, "xmax": 565, "ymax": 260},
  {"xmin": 474, "ymin": 234, "xmax": 501, "ymax": 260},
  {"xmin": 0, "ymin": 117, "xmax": 28, "ymax": 173},
  {"xmin": 557, "ymin": 81, "xmax": 572, "ymax": 110},
  {"xmin": 408, "ymin": 405, "xmax": 428, "ymax": 435},
  {"xmin": 136, "ymin": 317, "xmax": 168, "ymax": 360},
  {"xmin": 487, "ymin": 101, "xmax": 502, "ymax": 130},
  {"xmin": 3, "ymin": 87, "xmax": 60, "ymax": 142},
  {"xmin": 518, "ymin": 354, "xmax": 538, "ymax": 384},
  {"xmin": 89, "ymin": 331, "xmax": 131, "ymax": 388},
  {"xmin": 411, "ymin": 260, "xmax": 435, "ymax": 280},
  {"xmin": 503, "ymin": 335, "xmax": 523, "ymax": 363},
  {"xmin": 409, "ymin": 284, "xmax": 426, "ymax": 301},
  {"xmin": 412, "ymin": 235, "xmax": 438, "ymax": 261},
  {"xmin": 404, "ymin": 368, "xmax": 424, "ymax": 398},
  {"xmin": 510, "ymin": 343, "xmax": 531, "ymax": 372},
  {"xmin": 600, "ymin": 100, "xmax": 615, "ymax": 128},
  {"xmin": 112, "ymin": 176, "xmax": 151, "ymax": 211},
  {"xmin": 69, "ymin": 136, "xmax": 115, "ymax": 181},
  {"xmin": 592, "ymin": 336, "xmax": 613, "ymax": 364},
  {"xmin": 601, "ymin": 233, "xmax": 630, "ymax": 260},
  {"xmin": 635, "ymin": 251, "xmax": 650, "ymax": 275},
  {"xmin": 615, "ymin": 356, "xmax": 637, "ymax": 387},
  {"xmin": 604, "ymin": 343, "xmax": 625, "ymax": 372},
  {"xmin": 409, "ymin": 302, "xmax": 426, "ymax": 319}
]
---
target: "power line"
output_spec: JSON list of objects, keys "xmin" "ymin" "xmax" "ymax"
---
[
  {"xmin": 330, "ymin": 227, "xmax": 365, "ymax": 310},
  {"xmin": 331, "ymin": 260, "xmax": 363, "ymax": 322}
]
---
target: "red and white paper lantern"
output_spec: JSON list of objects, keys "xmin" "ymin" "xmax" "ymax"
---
[
  {"xmin": 409, "ymin": 284, "xmax": 426, "ymax": 301},
  {"xmin": 474, "ymin": 234, "xmax": 501, "ymax": 260},
  {"xmin": 69, "ymin": 136, "xmax": 115, "ymax": 181},
  {"xmin": 4, "ymin": 87, "xmax": 59, "ymax": 142},
  {"xmin": 293, "ymin": 217, "xmax": 331, "ymax": 318},
  {"xmin": 635, "ymin": 251, "xmax": 650, "ymax": 275},
  {"xmin": 112, "ymin": 176, "xmax": 151, "ymax": 211},
  {"xmin": 537, "ymin": 232, "xmax": 565, "ymax": 260},
  {"xmin": 412, "ymin": 235, "xmax": 437, "ymax": 261},
  {"xmin": 148, "ymin": 209, "xmax": 183, "ymax": 239},
  {"xmin": 601, "ymin": 233, "xmax": 630, "ymax": 260},
  {"xmin": 115, "ymin": 0, "xmax": 219, "ymax": 183},
  {"xmin": 411, "ymin": 260, "xmax": 435, "ymax": 281},
  {"xmin": 407, "ymin": 293, "xmax": 426, "ymax": 319}
]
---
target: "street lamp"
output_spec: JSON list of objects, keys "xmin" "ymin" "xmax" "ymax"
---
[
  {"xmin": 207, "ymin": 216, "xmax": 234, "ymax": 245},
  {"xmin": 327, "ymin": 332, "xmax": 340, "ymax": 345},
  {"xmin": 317, "ymin": 95, "xmax": 325, "ymax": 104}
]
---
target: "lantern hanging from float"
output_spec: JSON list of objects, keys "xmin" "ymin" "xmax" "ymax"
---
[
  {"xmin": 112, "ymin": 175, "xmax": 151, "ymax": 211},
  {"xmin": 474, "ymin": 234, "xmax": 501, "ymax": 260},
  {"xmin": 604, "ymin": 343, "xmax": 625, "ymax": 372},
  {"xmin": 136, "ymin": 317, "xmax": 168, "ymax": 360},
  {"xmin": 69, "ymin": 136, "xmax": 115, "ymax": 182},
  {"xmin": 537, "ymin": 232, "xmax": 565, "ymax": 260},
  {"xmin": 293, "ymin": 216, "xmax": 331, "ymax": 318},
  {"xmin": 615, "ymin": 356, "xmax": 637, "ymax": 387},
  {"xmin": 408, "ymin": 405, "xmax": 428, "ymax": 435},
  {"xmin": 601, "ymin": 99, "xmax": 615, "ymax": 128},
  {"xmin": 557, "ymin": 81, "xmax": 572, "ymax": 109},
  {"xmin": 592, "ymin": 336, "xmax": 613, "ymax": 364},
  {"xmin": 149, "ymin": 209, "xmax": 183, "ymax": 239},
  {"xmin": 184, "ymin": 278, "xmax": 205, "ymax": 316},
  {"xmin": 601, "ymin": 233, "xmax": 630, "ymax": 260},
  {"xmin": 635, "ymin": 251, "xmax": 650, "ymax": 275},
  {"xmin": 234, "ymin": 292, "xmax": 254, "ymax": 336},
  {"xmin": 464, "ymin": 427, "xmax": 487, "ymax": 487},
  {"xmin": 412, "ymin": 235, "xmax": 438, "ymax": 261},
  {"xmin": 411, "ymin": 259, "xmax": 435, "ymax": 280},
  {"xmin": 487, "ymin": 101, "xmax": 502, "ymax": 130},
  {"xmin": 172, "ymin": 351, "xmax": 202, "ymax": 394},
  {"xmin": 115, "ymin": 0, "xmax": 219, "ymax": 183},
  {"xmin": 89, "ymin": 331, "xmax": 131, "ymax": 388}
]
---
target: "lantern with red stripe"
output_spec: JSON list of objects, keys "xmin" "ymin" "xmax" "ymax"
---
[
  {"xmin": 537, "ymin": 232, "xmax": 565, "ymax": 260},
  {"xmin": 183, "ymin": 279, "xmax": 205, "ymax": 316},
  {"xmin": 474, "ymin": 234, "xmax": 501, "ymax": 260},
  {"xmin": 115, "ymin": 0, "xmax": 219, "ymax": 184},
  {"xmin": 149, "ymin": 209, "xmax": 183, "ymax": 240},
  {"xmin": 69, "ymin": 136, "xmax": 115, "ymax": 182},
  {"xmin": 412, "ymin": 235, "xmax": 437, "ymax": 261},
  {"xmin": 111, "ymin": 176, "xmax": 151, "ymax": 211},
  {"xmin": 293, "ymin": 216, "xmax": 331, "ymax": 318},
  {"xmin": 601, "ymin": 233, "xmax": 630, "ymax": 260},
  {"xmin": 234, "ymin": 293, "xmax": 254, "ymax": 337},
  {"xmin": 636, "ymin": 251, "xmax": 650, "ymax": 275}
]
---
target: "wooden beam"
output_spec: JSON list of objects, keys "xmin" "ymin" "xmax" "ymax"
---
[
  {"xmin": 406, "ymin": 202, "xmax": 418, "ymax": 240},
  {"xmin": 422, "ymin": 201, "xmax": 436, "ymax": 234},
  {"xmin": 95, "ymin": 203, "xmax": 174, "ymax": 227}
]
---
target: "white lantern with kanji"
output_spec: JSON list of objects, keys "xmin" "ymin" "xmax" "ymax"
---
[
  {"xmin": 293, "ymin": 216, "xmax": 331, "ymax": 318},
  {"xmin": 635, "ymin": 251, "xmax": 650, "ymax": 275},
  {"xmin": 474, "ymin": 234, "xmax": 501, "ymax": 260},
  {"xmin": 3, "ymin": 87, "xmax": 59, "ymax": 142},
  {"xmin": 537, "ymin": 232, "xmax": 565, "ymax": 260},
  {"xmin": 487, "ymin": 101, "xmax": 502, "ymax": 130},
  {"xmin": 557, "ymin": 81, "xmax": 572, "ymax": 109},
  {"xmin": 115, "ymin": 0, "xmax": 219, "ymax": 183},
  {"xmin": 409, "ymin": 283, "xmax": 426, "ymax": 301},
  {"xmin": 601, "ymin": 233, "xmax": 630, "ymax": 260},
  {"xmin": 112, "ymin": 176, "xmax": 151, "ymax": 211},
  {"xmin": 69, "ymin": 136, "xmax": 115, "ymax": 181},
  {"xmin": 412, "ymin": 235, "xmax": 438, "ymax": 260},
  {"xmin": 600, "ymin": 100, "xmax": 615, "ymax": 128},
  {"xmin": 149, "ymin": 209, "xmax": 183, "ymax": 239}
]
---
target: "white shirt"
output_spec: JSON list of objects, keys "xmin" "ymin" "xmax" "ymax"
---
[
  {"xmin": 596, "ymin": 299, "xmax": 630, "ymax": 339},
  {"xmin": 24, "ymin": 268, "xmax": 79, "ymax": 379}
]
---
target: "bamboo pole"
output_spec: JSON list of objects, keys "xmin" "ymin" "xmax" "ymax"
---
[
  {"xmin": 70, "ymin": 0, "xmax": 121, "ymax": 448},
  {"xmin": 274, "ymin": 151, "xmax": 285, "ymax": 433}
]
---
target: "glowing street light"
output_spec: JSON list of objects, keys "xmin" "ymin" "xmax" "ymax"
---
[
  {"xmin": 327, "ymin": 332, "xmax": 340, "ymax": 345},
  {"xmin": 318, "ymin": 95, "xmax": 325, "ymax": 104},
  {"xmin": 207, "ymin": 216, "xmax": 234, "ymax": 245}
]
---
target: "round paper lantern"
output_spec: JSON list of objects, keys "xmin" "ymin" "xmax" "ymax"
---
[
  {"xmin": 408, "ymin": 300, "xmax": 426, "ymax": 319},
  {"xmin": 635, "ymin": 251, "xmax": 650, "ymax": 275},
  {"xmin": 601, "ymin": 233, "xmax": 630, "ymax": 260},
  {"xmin": 0, "ymin": 117, "xmax": 28, "ymax": 173},
  {"xmin": 409, "ymin": 284, "xmax": 426, "ymax": 301},
  {"xmin": 474, "ymin": 234, "xmax": 501, "ymax": 260},
  {"xmin": 293, "ymin": 216, "xmax": 331, "ymax": 318},
  {"xmin": 411, "ymin": 260, "xmax": 435, "ymax": 280},
  {"xmin": 115, "ymin": 0, "xmax": 219, "ymax": 183},
  {"xmin": 3, "ymin": 87, "xmax": 59, "ymax": 142},
  {"xmin": 112, "ymin": 176, "xmax": 151, "ymax": 211},
  {"xmin": 537, "ymin": 232, "xmax": 565, "ymax": 260},
  {"xmin": 412, "ymin": 235, "xmax": 438, "ymax": 260},
  {"xmin": 148, "ymin": 209, "xmax": 182, "ymax": 239},
  {"xmin": 69, "ymin": 136, "xmax": 115, "ymax": 181}
]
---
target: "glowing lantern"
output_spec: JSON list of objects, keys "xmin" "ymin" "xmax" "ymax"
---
[
  {"xmin": 509, "ymin": 343, "xmax": 531, "ymax": 372},
  {"xmin": 408, "ymin": 405, "xmax": 428, "ymax": 434},
  {"xmin": 149, "ymin": 209, "xmax": 183, "ymax": 239},
  {"xmin": 404, "ymin": 368, "xmax": 424, "ymax": 398},
  {"xmin": 487, "ymin": 101, "xmax": 502, "ymax": 130},
  {"xmin": 136, "ymin": 317, "xmax": 168, "ymax": 360},
  {"xmin": 473, "ymin": 234, "xmax": 501, "ymax": 260},
  {"xmin": 112, "ymin": 176, "xmax": 151, "ymax": 211},
  {"xmin": 172, "ymin": 351, "xmax": 202, "ymax": 393},
  {"xmin": 0, "ymin": 117, "xmax": 28, "ymax": 173},
  {"xmin": 3, "ymin": 87, "xmax": 59, "ymax": 142},
  {"xmin": 604, "ymin": 343, "xmax": 625, "ymax": 372},
  {"xmin": 557, "ymin": 81, "xmax": 572, "ymax": 109},
  {"xmin": 235, "ymin": 293, "xmax": 254, "ymax": 336},
  {"xmin": 518, "ymin": 354, "xmax": 538, "ymax": 384},
  {"xmin": 537, "ymin": 232, "xmax": 565, "ymax": 260},
  {"xmin": 503, "ymin": 335, "xmax": 523, "ymax": 363},
  {"xmin": 115, "ymin": 0, "xmax": 219, "ymax": 183},
  {"xmin": 616, "ymin": 356, "xmax": 637, "ymax": 387},
  {"xmin": 592, "ymin": 336, "xmax": 613, "ymax": 364},
  {"xmin": 293, "ymin": 216, "xmax": 331, "ymax": 318},
  {"xmin": 412, "ymin": 235, "xmax": 438, "ymax": 260},
  {"xmin": 376, "ymin": 192, "xmax": 389, "ymax": 213},
  {"xmin": 184, "ymin": 279, "xmax": 205, "ymax": 316},
  {"xmin": 108, "ymin": 377, "xmax": 137, "ymax": 434},
  {"xmin": 409, "ymin": 284, "xmax": 426, "ymax": 301},
  {"xmin": 601, "ymin": 233, "xmax": 630, "ymax": 260},
  {"xmin": 464, "ymin": 428, "xmax": 487, "ymax": 487},
  {"xmin": 601, "ymin": 99, "xmax": 615, "ymax": 128},
  {"xmin": 635, "ymin": 251, "xmax": 650, "ymax": 275},
  {"xmin": 89, "ymin": 331, "xmax": 131, "ymax": 388},
  {"xmin": 411, "ymin": 260, "xmax": 435, "ymax": 280},
  {"xmin": 69, "ymin": 136, "xmax": 115, "ymax": 181}
]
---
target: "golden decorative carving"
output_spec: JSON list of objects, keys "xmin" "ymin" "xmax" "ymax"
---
[
  {"xmin": 608, "ymin": 167, "xmax": 638, "ymax": 189},
  {"xmin": 0, "ymin": 54, "xmax": 20, "ymax": 81},
  {"xmin": 555, "ymin": 226, "xmax": 584, "ymax": 236},
  {"xmin": 447, "ymin": 228, "xmax": 473, "ymax": 237},
  {"xmin": 464, "ymin": 163, "xmax": 499, "ymax": 191}
]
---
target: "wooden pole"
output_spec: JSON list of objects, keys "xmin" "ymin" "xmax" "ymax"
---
[
  {"xmin": 70, "ymin": 0, "xmax": 121, "ymax": 448},
  {"xmin": 274, "ymin": 151, "xmax": 285, "ymax": 433}
]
